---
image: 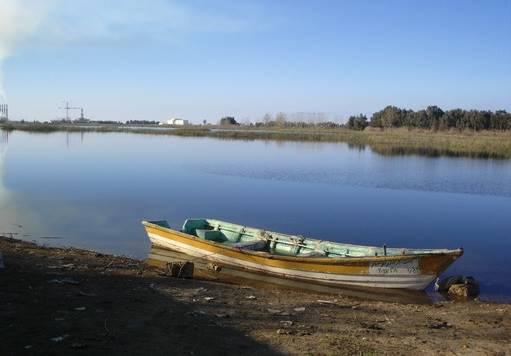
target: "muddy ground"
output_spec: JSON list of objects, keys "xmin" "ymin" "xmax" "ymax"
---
[{"xmin": 1, "ymin": 236, "xmax": 510, "ymax": 355}]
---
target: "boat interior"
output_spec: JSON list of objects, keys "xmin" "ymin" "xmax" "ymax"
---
[{"xmin": 147, "ymin": 219, "xmax": 460, "ymax": 258}]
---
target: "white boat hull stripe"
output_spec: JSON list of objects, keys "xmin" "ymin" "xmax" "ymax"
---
[{"xmin": 148, "ymin": 233, "xmax": 435, "ymax": 289}]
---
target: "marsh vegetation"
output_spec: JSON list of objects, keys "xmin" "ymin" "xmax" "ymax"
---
[{"xmin": 2, "ymin": 121, "xmax": 511, "ymax": 159}]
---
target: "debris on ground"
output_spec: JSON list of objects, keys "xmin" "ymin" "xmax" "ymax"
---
[
  {"xmin": 316, "ymin": 299, "xmax": 337, "ymax": 304},
  {"xmin": 267, "ymin": 308, "xmax": 282, "ymax": 315},
  {"xmin": 163, "ymin": 261, "xmax": 194, "ymax": 278},
  {"xmin": 276, "ymin": 328, "xmax": 292, "ymax": 335},
  {"xmin": 448, "ymin": 283, "xmax": 480, "ymax": 299},
  {"xmin": 78, "ymin": 290, "xmax": 97, "ymax": 297},
  {"xmin": 71, "ymin": 343, "xmax": 87, "ymax": 349},
  {"xmin": 48, "ymin": 278, "xmax": 80, "ymax": 285},
  {"xmin": 428, "ymin": 320, "xmax": 453, "ymax": 329},
  {"xmin": 206, "ymin": 263, "xmax": 222, "ymax": 272},
  {"xmin": 1, "ymin": 236, "xmax": 510, "ymax": 356},
  {"xmin": 215, "ymin": 310, "xmax": 235, "ymax": 318},
  {"xmin": 361, "ymin": 322, "xmax": 385, "ymax": 331},
  {"xmin": 435, "ymin": 275, "xmax": 480, "ymax": 299},
  {"xmin": 50, "ymin": 335, "xmax": 69, "ymax": 343}
]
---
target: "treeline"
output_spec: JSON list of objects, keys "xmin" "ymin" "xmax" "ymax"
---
[
  {"xmin": 50, "ymin": 119, "xmax": 122, "ymax": 125},
  {"xmin": 346, "ymin": 106, "xmax": 511, "ymax": 131},
  {"xmin": 254, "ymin": 120, "xmax": 340, "ymax": 129},
  {"xmin": 251, "ymin": 107, "xmax": 511, "ymax": 131},
  {"xmin": 126, "ymin": 120, "xmax": 159, "ymax": 125},
  {"xmin": 253, "ymin": 112, "xmax": 340, "ymax": 129}
]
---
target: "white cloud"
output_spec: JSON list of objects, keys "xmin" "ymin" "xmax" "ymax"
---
[
  {"xmin": 34, "ymin": 0, "xmax": 254, "ymax": 45},
  {"xmin": 0, "ymin": 0, "xmax": 258, "ymax": 100}
]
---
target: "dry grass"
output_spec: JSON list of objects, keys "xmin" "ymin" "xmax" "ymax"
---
[{"xmin": 2, "ymin": 122, "xmax": 511, "ymax": 159}]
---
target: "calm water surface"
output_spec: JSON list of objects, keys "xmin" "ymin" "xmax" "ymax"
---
[{"xmin": 1, "ymin": 130, "xmax": 510, "ymax": 301}]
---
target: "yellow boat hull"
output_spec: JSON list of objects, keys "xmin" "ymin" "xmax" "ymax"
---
[{"xmin": 143, "ymin": 221, "xmax": 462, "ymax": 290}]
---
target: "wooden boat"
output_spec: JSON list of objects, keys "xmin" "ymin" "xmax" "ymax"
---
[
  {"xmin": 142, "ymin": 218, "xmax": 463, "ymax": 290},
  {"xmin": 146, "ymin": 246, "xmax": 434, "ymax": 304}
]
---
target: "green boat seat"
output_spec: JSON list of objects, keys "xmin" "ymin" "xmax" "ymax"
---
[
  {"xmin": 182, "ymin": 219, "xmax": 211, "ymax": 235},
  {"xmin": 195, "ymin": 229, "xmax": 226, "ymax": 242}
]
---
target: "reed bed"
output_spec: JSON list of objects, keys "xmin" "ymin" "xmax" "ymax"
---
[{"xmin": 2, "ymin": 122, "xmax": 511, "ymax": 159}]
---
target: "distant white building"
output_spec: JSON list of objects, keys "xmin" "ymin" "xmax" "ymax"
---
[{"xmin": 165, "ymin": 118, "xmax": 189, "ymax": 126}]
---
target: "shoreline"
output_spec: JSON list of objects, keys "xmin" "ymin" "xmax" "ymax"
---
[
  {"xmin": 1, "ymin": 236, "xmax": 509, "ymax": 355},
  {"xmin": 2, "ymin": 123, "xmax": 511, "ymax": 159}
]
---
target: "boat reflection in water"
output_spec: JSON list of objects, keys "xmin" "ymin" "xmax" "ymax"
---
[{"xmin": 146, "ymin": 245, "xmax": 433, "ymax": 305}]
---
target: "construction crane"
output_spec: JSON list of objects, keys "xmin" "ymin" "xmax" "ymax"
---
[{"xmin": 59, "ymin": 101, "xmax": 85, "ymax": 121}]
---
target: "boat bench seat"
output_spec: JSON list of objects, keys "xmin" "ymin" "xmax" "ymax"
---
[
  {"xmin": 195, "ymin": 228, "xmax": 267, "ymax": 251},
  {"xmin": 195, "ymin": 229, "xmax": 227, "ymax": 242},
  {"xmin": 227, "ymin": 240, "xmax": 268, "ymax": 251},
  {"xmin": 299, "ymin": 250, "xmax": 326, "ymax": 257}
]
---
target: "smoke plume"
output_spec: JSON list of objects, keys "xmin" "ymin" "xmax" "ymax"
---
[
  {"xmin": 0, "ymin": 0, "xmax": 53, "ymax": 101},
  {"xmin": 0, "ymin": 0, "xmax": 254, "ymax": 103}
]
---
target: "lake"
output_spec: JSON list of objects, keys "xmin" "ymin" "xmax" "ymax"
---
[{"xmin": 1, "ymin": 130, "xmax": 510, "ymax": 301}]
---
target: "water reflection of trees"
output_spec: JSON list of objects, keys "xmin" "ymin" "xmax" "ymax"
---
[
  {"xmin": 369, "ymin": 145, "xmax": 500, "ymax": 159},
  {"xmin": 347, "ymin": 143, "xmax": 366, "ymax": 152}
]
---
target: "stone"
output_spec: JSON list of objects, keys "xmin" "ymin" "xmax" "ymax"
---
[
  {"xmin": 448, "ymin": 283, "xmax": 479, "ymax": 299},
  {"xmin": 165, "ymin": 261, "xmax": 194, "ymax": 278}
]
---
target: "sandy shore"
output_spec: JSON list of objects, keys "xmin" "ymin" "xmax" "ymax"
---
[{"xmin": 1, "ymin": 236, "xmax": 510, "ymax": 355}]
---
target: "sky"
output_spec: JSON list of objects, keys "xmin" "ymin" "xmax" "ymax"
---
[{"xmin": 1, "ymin": 0, "xmax": 510, "ymax": 123}]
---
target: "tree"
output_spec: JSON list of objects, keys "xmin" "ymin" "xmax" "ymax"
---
[
  {"xmin": 219, "ymin": 116, "xmax": 239, "ymax": 125},
  {"xmin": 439, "ymin": 109, "xmax": 462, "ymax": 130},
  {"xmin": 426, "ymin": 106, "xmax": 444, "ymax": 130},
  {"xmin": 491, "ymin": 110, "xmax": 511, "ymax": 130},
  {"xmin": 346, "ymin": 114, "xmax": 368, "ymax": 130},
  {"xmin": 275, "ymin": 112, "xmax": 287, "ymax": 127},
  {"xmin": 251, "ymin": 105, "xmax": 511, "ymax": 131},
  {"xmin": 371, "ymin": 106, "xmax": 405, "ymax": 128}
]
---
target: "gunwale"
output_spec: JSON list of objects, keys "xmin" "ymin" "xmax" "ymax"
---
[
  {"xmin": 142, "ymin": 219, "xmax": 464, "ymax": 290},
  {"xmin": 142, "ymin": 220, "xmax": 463, "ymax": 266}
]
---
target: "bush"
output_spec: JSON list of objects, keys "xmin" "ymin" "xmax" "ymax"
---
[{"xmin": 219, "ymin": 117, "xmax": 239, "ymax": 125}]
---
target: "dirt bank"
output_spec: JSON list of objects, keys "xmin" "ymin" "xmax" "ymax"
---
[{"xmin": 1, "ymin": 236, "xmax": 509, "ymax": 355}]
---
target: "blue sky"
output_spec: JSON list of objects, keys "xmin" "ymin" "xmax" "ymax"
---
[{"xmin": 1, "ymin": 0, "xmax": 510, "ymax": 123}]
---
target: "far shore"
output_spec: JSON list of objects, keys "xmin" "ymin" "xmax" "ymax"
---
[
  {"xmin": 2, "ymin": 122, "xmax": 511, "ymax": 159},
  {"xmin": 1, "ymin": 235, "xmax": 510, "ymax": 355}
]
